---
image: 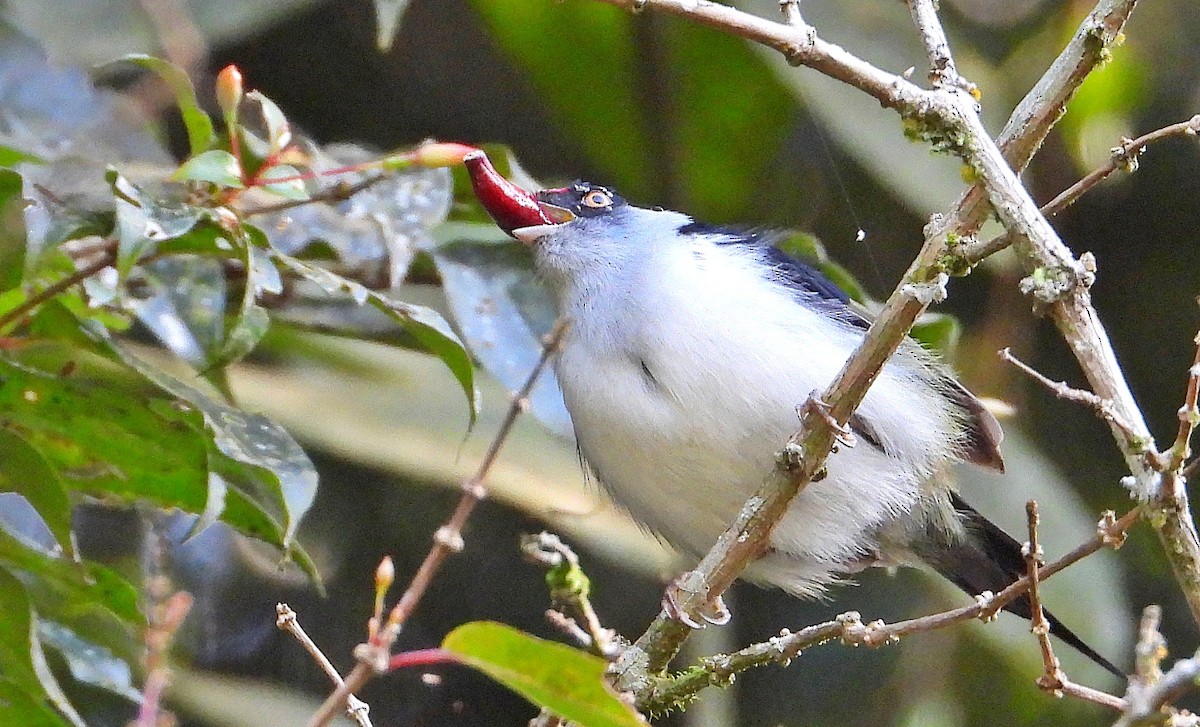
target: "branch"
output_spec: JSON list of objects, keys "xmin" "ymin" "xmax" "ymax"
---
[
  {"xmin": 641, "ymin": 507, "xmax": 1140, "ymax": 712},
  {"xmin": 1116, "ymin": 606, "xmax": 1200, "ymax": 726},
  {"xmin": 962, "ymin": 115, "xmax": 1200, "ymax": 263},
  {"xmin": 240, "ymin": 173, "xmax": 393, "ymax": 217},
  {"xmin": 306, "ymin": 319, "xmax": 570, "ymax": 727},
  {"xmin": 277, "ymin": 604, "xmax": 372, "ymax": 727},
  {"xmin": 1000, "ymin": 347, "xmax": 1141, "ymax": 444},
  {"xmin": 906, "ymin": 0, "xmax": 975, "ymax": 95},
  {"xmin": 0, "ymin": 248, "xmax": 117, "ymax": 333},
  {"xmin": 1042, "ymin": 115, "xmax": 1200, "ymax": 219},
  {"xmin": 1024, "ymin": 502, "xmax": 1126, "ymax": 711}
]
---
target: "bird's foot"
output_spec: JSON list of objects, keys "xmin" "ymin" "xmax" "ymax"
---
[
  {"xmin": 799, "ymin": 392, "xmax": 856, "ymax": 447},
  {"xmin": 662, "ymin": 573, "xmax": 731, "ymax": 628}
]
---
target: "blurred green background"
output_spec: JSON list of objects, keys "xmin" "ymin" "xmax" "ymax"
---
[{"xmin": 4, "ymin": 0, "xmax": 1199, "ymax": 724}]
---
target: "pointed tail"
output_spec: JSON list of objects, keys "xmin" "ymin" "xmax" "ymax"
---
[{"xmin": 918, "ymin": 494, "xmax": 1124, "ymax": 679}]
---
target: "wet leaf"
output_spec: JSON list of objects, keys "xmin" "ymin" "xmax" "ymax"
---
[
  {"xmin": 0, "ymin": 352, "xmax": 310, "ymax": 578},
  {"xmin": 106, "ymin": 55, "xmax": 215, "ymax": 156},
  {"xmin": 130, "ymin": 256, "xmax": 227, "ymax": 369},
  {"xmin": 443, "ymin": 622, "xmax": 643, "ymax": 727},
  {"xmin": 431, "ymin": 236, "xmax": 570, "ymax": 436},
  {"xmin": 172, "ymin": 150, "xmax": 244, "ymax": 188},
  {"xmin": 275, "ymin": 253, "xmax": 478, "ymax": 420},
  {"xmin": 0, "ymin": 428, "xmax": 74, "ymax": 558},
  {"xmin": 37, "ymin": 621, "xmax": 140, "ymax": 703},
  {"xmin": 207, "ymin": 240, "xmax": 275, "ymax": 369},
  {"xmin": 91, "ymin": 337, "xmax": 318, "ymax": 562},
  {"xmin": 257, "ymin": 164, "xmax": 309, "ymax": 201},
  {"xmin": 0, "ymin": 525, "xmax": 141, "ymax": 660},
  {"xmin": 246, "ymin": 91, "xmax": 291, "ymax": 155}
]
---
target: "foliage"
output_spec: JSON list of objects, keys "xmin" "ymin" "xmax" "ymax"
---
[{"xmin": 0, "ymin": 35, "xmax": 498, "ymax": 724}]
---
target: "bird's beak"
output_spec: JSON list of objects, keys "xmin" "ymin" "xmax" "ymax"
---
[{"xmin": 463, "ymin": 150, "xmax": 575, "ymax": 243}]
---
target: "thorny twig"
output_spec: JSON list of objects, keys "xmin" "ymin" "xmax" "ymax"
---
[
  {"xmin": 1000, "ymin": 347, "xmax": 1141, "ymax": 444},
  {"xmin": 641, "ymin": 507, "xmax": 1140, "ymax": 712},
  {"xmin": 307, "ymin": 319, "xmax": 571, "ymax": 727},
  {"xmin": 1024, "ymin": 502, "xmax": 1127, "ymax": 710},
  {"xmin": 278, "ymin": 604, "xmax": 372, "ymax": 727}
]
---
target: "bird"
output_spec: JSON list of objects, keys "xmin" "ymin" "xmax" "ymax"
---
[{"xmin": 461, "ymin": 151, "xmax": 1121, "ymax": 677}]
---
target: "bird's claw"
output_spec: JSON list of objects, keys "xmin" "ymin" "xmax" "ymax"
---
[
  {"xmin": 662, "ymin": 576, "xmax": 731, "ymax": 628},
  {"xmin": 799, "ymin": 393, "xmax": 857, "ymax": 447}
]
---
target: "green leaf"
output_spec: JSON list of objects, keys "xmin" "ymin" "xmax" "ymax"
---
[
  {"xmin": 0, "ymin": 678, "xmax": 68, "ymax": 727},
  {"xmin": 274, "ymin": 254, "xmax": 478, "ymax": 422},
  {"xmin": 172, "ymin": 150, "xmax": 244, "ymax": 188},
  {"xmin": 664, "ymin": 22, "xmax": 796, "ymax": 220},
  {"xmin": 0, "ymin": 145, "xmax": 45, "ymax": 168},
  {"xmin": 0, "ymin": 168, "xmax": 28, "ymax": 290},
  {"xmin": 38, "ymin": 622, "xmax": 140, "ymax": 703},
  {"xmin": 910, "ymin": 311, "xmax": 962, "ymax": 357},
  {"xmin": 257, "ymin": 164, "xmax": 309, "ymax": 201},
  {"xmin": 99, "ymin": 340, "xmax": 318, "ymax": 556},
  {"xmin": 443, "ymin": 622, "xmax": 644, "ymax": 727},
  {"xmin": 0, "ymin": 525, "xmax": 142, "ymax": 692},
  {"xmin": 0, "ymin": 568, "xmax": 39, "ymax": 700},
  {"xmin": 207, "ymin": 241, "xmax": 277, "ymax": 369},
  {"xmin": 0, "ymin": 428, "xmax": 75, "ymax": 558},
  {"xmin": 0, "ymin": 353, "xmax": 306, "ymax": 578},
  {"xmin": 107, "ymin": 55, "xmax": 215, "ymax": 156},
  {"xmin": 470, "ymin": 0, "xmax": 653, "ymax": 197},
  {"xmin": 774, "ymin": 231, "xmax": 868, "ymax": 304},
  {"xmin": 246, "ymin": 91, "xmax": 291, "ymax": 155}
]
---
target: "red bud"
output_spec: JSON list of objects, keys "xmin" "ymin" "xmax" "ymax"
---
[{"xmin": 463, "ymin": 151, "xmax": 552, "ymax": 234}]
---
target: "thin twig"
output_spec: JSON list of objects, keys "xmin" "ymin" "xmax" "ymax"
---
[
  {"xmin": 905, "ymin": 0, "xmax": 974, "ymax": 94},
  {"xmin": 1044, "ymin": 115, "xmax": 1200, "ymax": 219},
  {"xmin": 522, "ymin": 532, "xmax": 618, "ymax": 658},
  {"xmin": 0, "ymin": 251, "xmax": 116, "ymax": 333},
  {"xmin": 1000, "ymin": 347, "xmax": 1142, "ymax": 445},
  {"xmin": 641, "ymin": 507, "xmax": 1141, "ymax": 712},
  {"xmin": 962, "ymin": 115, "xmax": 1200, "ymax": 263},
  {"xmin": 241, "ymin": 174, "xmax": 393, "ymax": 217},
  {"xmin": 1025, "ymin": 502, "xmax": 1126, "ymax": 710},
  {"xmin": 1165, "ymin": 327, "xmax": 1200, "ymax": 473},
  {"xmin": 307, "ymin": 319, "xmax": 571, "ymax": 727},
  {"xmin": 278, "ymin": 604, "xmax": 372, "ymax": 727}
]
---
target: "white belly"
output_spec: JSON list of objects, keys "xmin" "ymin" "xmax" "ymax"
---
[{"xmin": 553, "ymin": 260, "xmax": 960, "ymax": 596}]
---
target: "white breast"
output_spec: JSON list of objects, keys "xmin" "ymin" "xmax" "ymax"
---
[{"xmin": 552, "ymin": 234, "xmax": 963, "ymax": 596}]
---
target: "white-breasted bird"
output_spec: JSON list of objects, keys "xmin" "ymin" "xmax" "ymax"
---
[{"xmin": 463, "ymin": 151, "xmax": 1120, "ymax": 676}]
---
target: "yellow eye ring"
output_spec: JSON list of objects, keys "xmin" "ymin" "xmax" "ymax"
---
[{"xmin": 582, "ymin": 190, "xmax": 613, "ymax": 208}]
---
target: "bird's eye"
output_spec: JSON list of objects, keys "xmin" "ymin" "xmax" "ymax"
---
[{"xmin": 581, "ymin": 190, "xmax": 613, "ymax": 209}]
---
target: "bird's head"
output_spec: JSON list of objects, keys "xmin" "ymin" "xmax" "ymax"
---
[{"xmin": 463, "ymin": 151, "xmax": 690, "ymax": 289}]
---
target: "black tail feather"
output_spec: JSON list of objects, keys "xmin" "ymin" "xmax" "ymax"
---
[{"xmin": 919, "ymin": 494, "xmax": 1124, "ymax": 679}]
